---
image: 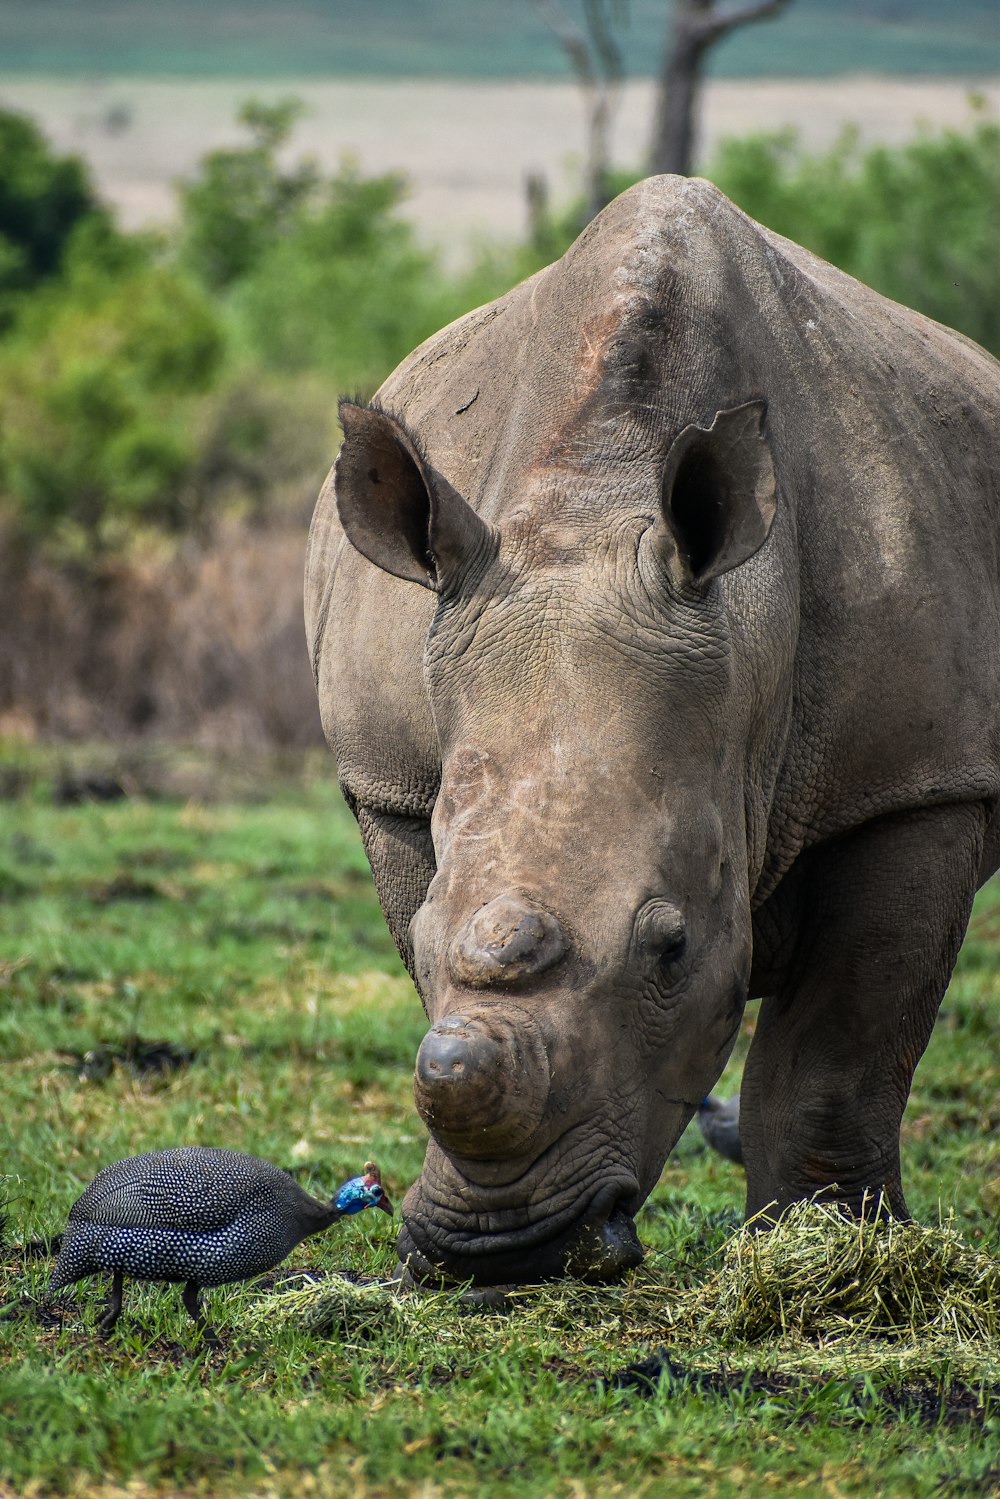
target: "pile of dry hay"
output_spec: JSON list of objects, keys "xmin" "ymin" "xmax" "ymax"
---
[
  {"xmin": 676, "ymin": 1199, "xmax": 999, "ymax": 1342},
  {"xmin": 252, "ymin": 1202, "xmax": 1000, "ymax": 1383}
]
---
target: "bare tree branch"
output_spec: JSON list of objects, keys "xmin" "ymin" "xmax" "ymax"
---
[
  {"xmin": 536, "ymin": 0, "xmax": 626, "ymax": 223},
  {"xmin": 583, "ymin": 0, "xmax": 625, "ymax": 88},
  {"xmin": 692, "ymin": 0, "xmax": 792, "ymax": 48},
  {"xmin": 538, "ymin": 0, "xmax": 597, "ymax": 87}
]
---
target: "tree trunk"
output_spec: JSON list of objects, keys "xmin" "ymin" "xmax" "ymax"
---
[
  {"xmin": 649, "ymin": 18, "xmax": 709, "ymax": 178},
  {"xmin": 649, "ymin": 0, "xmax": 793, "ymax": 179}
]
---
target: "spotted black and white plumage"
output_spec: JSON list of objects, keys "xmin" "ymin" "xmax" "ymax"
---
[
  {"xmin": 697, "ymin": 1096, "xmax": 744, "ymax": 1166},
  {"xmin": 46, "ymin": 1147, "xmax": 392, "ymax": 1333}
]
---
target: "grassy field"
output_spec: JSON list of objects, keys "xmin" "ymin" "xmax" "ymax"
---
[{"xmin": 0, "ymin": 742, "xmax": 997, "ymax": 1497}]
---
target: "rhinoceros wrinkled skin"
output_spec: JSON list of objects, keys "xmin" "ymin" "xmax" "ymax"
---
[{"xmin": 305, "ymin": 176, "xmax": 1000, "ymax": 1287}]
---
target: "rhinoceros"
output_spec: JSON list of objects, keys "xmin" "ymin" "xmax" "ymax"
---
[{"xmin": 305, "ymin": 176, "xmax": 1000, "ymax": 1287}]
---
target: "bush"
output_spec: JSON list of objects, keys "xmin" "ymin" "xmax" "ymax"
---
[
  {"xmin": 0, "ymin": 263, "xmax": 225, "ymax": 556},
  {"xmin": 177, "ymin": 98, "xmax": 319, "ymax": 291},
  {"xmin": 185, "ymin": 372, "xmax": 336, "ymax": 524},
  {"xmin": 0, "ymin": 514, "xmax": 324, "ymax": 744},
  {"xmin": 709, "ymin": 107, "xmax": 1000, "ymax": 356},
  {"xmin": 0, "ymin": 102, "xmax": 339, "ymax": 564},
  {"xmin": 227, "ymin": 162, "xmax": 454, "ymax": 389},
  {"xmin": 3, "ymin": 99, "xmax": 997, "ymax": 746},
  {"xmin": 0, "ymin": 108, "xmax": 113, "ymax": 329},
  {"xmin": 178, "ymin": 102, "xmax": 460, "ymax": 393}
]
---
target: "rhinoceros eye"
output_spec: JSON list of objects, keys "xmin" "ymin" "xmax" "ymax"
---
[
  {"xmin": 657, "ymin": 928, "xmax": 688, "ymax": 968},
  {"xmin": 636, "ymin": 900, "xmax": 688, "ymax": 975}
]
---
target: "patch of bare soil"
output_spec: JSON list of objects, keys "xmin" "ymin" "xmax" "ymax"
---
[{"xmin": 606, "ymin": 1347, "xmax": 998, "ymax": 1430}]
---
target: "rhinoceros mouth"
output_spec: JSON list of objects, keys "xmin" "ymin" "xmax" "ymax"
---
[{"xmin": 396, "ymin": 1174, "xmax": 643, "ymax": 1287}]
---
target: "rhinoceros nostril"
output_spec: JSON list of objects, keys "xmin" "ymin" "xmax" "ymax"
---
[
  {"xmin": 412, "ymin": 1005, "xmax": 552, "ymax": 1158},
  {"xmin": 415, "ymin": 1020, "xmax": 480, "ymax": 1092},
  {"xmin": 449, "ymin": 893, "xmax": 567, "ymax": 988}
]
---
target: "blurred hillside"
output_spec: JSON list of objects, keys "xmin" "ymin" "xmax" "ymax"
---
[
  {"xmin": 2, "ymin": 76, "xmax": 996, "ymax": 252},
  {"xmin": 2, "ymin": 0, "xmax": 998, "ymax": 79}
]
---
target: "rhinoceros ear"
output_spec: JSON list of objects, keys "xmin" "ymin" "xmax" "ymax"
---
[
  {"xmin": 335, "ymin": 400, "xmax": 491, "ymax": 590},
  {"xmin": 658, "ymin": 400, "xmax": 777, "ymax": 587}
]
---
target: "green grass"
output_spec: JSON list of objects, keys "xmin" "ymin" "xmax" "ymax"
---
[
  {"xmin": 0, "ymin": 741, "xmax": 997, "ymax": 1498},
  {"xmin": 0, "ymin": 0, "xmax": 996, "ymax": 79}
]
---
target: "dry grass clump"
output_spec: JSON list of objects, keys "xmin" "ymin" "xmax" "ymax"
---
[
  {"xmin": 0, "ymin": 518, "xmax": 323, "ymax": 747},
  {"xmin": 251, "ymin": 1203, "xmax": 1000, "ymax": 1388},
  {"xmin": 686, "ymin": 1200, "xmax": 1000, "ymax": 1345},
  {"xmin": 247, "ymin": 1275, "xmax": 412, "ymax": 1344}
]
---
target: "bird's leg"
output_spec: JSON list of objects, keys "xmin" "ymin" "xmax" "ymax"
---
[
  {"xmin": 182, "ymin": 1280, "xmax": 218, "ymax": 1343},
  {"xmin": 97, "ymin": 1269, "xmax": 124, "ymax": 1334}
]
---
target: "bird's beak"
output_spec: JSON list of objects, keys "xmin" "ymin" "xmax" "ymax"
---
[{"xmin": 377, "ymin": 1194, "xmax": 395, "ymax": 1215}]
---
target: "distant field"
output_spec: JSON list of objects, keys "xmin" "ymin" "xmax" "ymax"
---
[
  {"xmin": 2, "ymin": 73, "xmax": 996, "ymax": 255},
  {"xmin": 1, "ymin": 0, "xmax": 998, "ymax": 78}
]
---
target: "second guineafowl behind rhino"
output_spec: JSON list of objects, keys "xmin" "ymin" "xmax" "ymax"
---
[
  {"xmin": 697, "ymin": 1096, "xmax": 744, "ymax": 1166},
  {"xmin": 45, "ymin": 1147, "xmax": 393, "ymax": 1333}
]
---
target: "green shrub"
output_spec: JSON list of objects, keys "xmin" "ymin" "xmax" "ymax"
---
[
  {"xmin": 184, "ymin": 371, "xmax": 336, "ymax": 522},
  {"xmin": 178, "ymin": 102, "xmax": 458, "ymax": 393},
  {"xmin": 176, "ymin": 98, "xmax": 319, "ymax": 291},
  {"xmin": 227, "ymin": 162, "xmax": 454, "ymax": 390},
  {"xmin": 0, "ymin": 102, "xmax": 344, "ymax": 562},
  {"xmin": 4, "ymin": 99, "xmax": 996, "ymax": 573},
  {"xmin": 709, "ymin": 108, "xmax": 1000, "ymax": 355},
  {"xmin": 0, "ymin": 108, "xmax": 114, "ymax": 329},
  {"xmin": 0, "ymin": 263, "xmax": 225, "ymax": 556}
]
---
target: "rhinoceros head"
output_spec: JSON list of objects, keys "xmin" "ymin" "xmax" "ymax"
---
[{"xmin": 333, "ymin": 386, "xmax": 778, "ymax": 1286}]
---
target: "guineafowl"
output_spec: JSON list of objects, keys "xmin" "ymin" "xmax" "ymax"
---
[
  {"xmin": 45, "ymin": 1148, "xmax": 393, "ymax": 1333},
  {"xmin": 697, "ymin": 1096, "xmax": 743, "ymax": 1166}
]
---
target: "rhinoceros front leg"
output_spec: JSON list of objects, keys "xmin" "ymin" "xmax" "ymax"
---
[{"xmin": 741, "ymin": 802, "xmax": 986, "ymax": 1221}]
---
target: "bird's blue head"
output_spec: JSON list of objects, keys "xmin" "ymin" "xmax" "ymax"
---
[{"xmin": 334, "ymin": 1161, "xmax": 394, "ymax": 1217}]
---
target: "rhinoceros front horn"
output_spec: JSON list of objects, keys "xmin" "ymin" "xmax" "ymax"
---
[{"xmin": 334, "ymin": 399, "xmax": 495, "ymax": 590}]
